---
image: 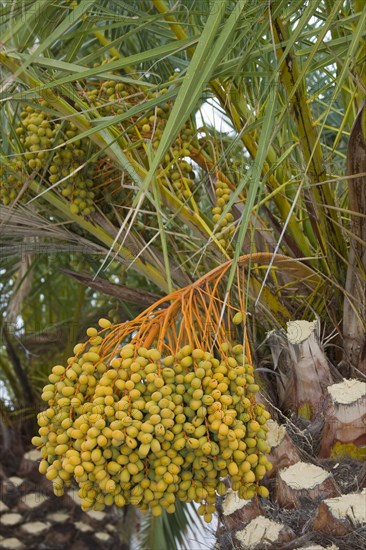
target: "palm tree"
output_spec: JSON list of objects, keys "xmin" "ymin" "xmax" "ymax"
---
[{"xmin": 1, "ymin": 0, "xmax": 365, "ymax": 548}]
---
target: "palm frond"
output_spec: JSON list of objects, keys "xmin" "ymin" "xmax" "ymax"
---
[{"xmin": 138, "ymin": 502, "xmax": 202, "ymax": 550}]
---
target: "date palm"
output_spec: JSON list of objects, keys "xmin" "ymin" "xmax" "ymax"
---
[{"xmin": 0, "ymin": 1, "xmax": 365, "ymax": 548}]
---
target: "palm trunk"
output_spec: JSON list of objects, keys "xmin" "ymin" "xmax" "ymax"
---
[{"xmin": 343, "ymin": 104, "xmax": 366, "ymax": 376}]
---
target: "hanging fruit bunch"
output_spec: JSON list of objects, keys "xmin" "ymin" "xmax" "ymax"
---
[
  {"xmin": 212, "ymin": 179, "xmax": 236, "ymax": 249},
  {"xmin": 32, "ymin": 254, "xmax": 273, "ymax": 522},
  {"xmin": 0, "ymin": 159, "xmax": 31, "ymax": 205},
  {"xmin": 9, "ymin": 101, "xmax": 98, "ymax": 215},
  {"xmin": 1, "ymin": 78, "xmax": 200, "ymax": 213},
  {"xmin": 84, "ymin": 77, "xmax": 199, "ymax": 202}
]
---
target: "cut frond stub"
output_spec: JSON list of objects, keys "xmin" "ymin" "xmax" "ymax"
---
[
  {"xmin": 313, "ymin": 489, "xmax": 366, "ymax": 536},
  {"xmin": 320, "ymin": 378, "xmax": 366, "ymax": 459},
  {"xmin": 276, "ymin": 462, "xmax": 340, "ymax": 509},
  {"xmin": 265, "ymin": 420, "xmax": 301, "ymax": 478},
  {"xmin": 268, "ymin": 320, "xmax": 332, "ymax": 419}
]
